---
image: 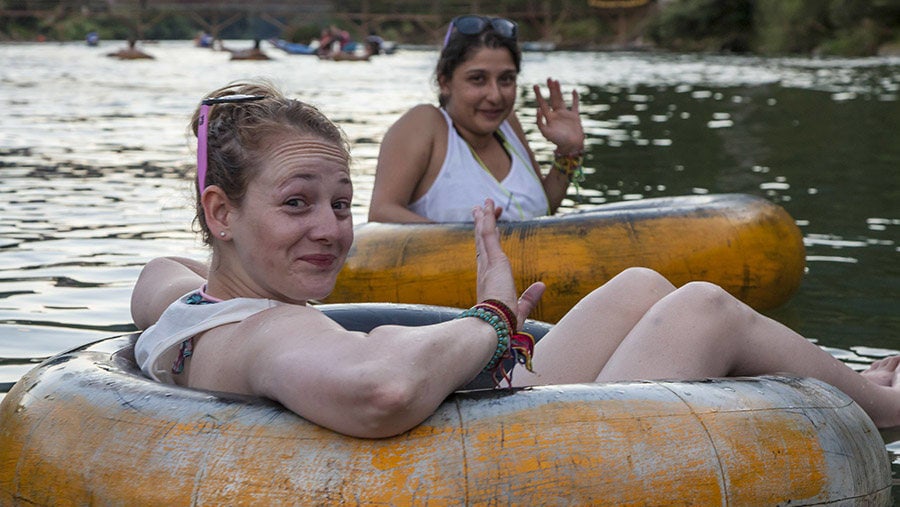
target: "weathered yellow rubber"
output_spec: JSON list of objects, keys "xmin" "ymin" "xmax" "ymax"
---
[
  {"xmin": 0, "ymin": 334, "xmax": 889, "ymax": 506},
  {"xmin": 327, "ymin": 194, "xmax": 806, "ymax": 322}
]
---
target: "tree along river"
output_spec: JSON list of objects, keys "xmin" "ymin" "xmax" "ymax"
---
[{"xmin": 0, "ymin": 40, "xmax": 898, "ymax": 491}]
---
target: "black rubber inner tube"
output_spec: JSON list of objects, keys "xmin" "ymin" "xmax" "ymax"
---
[{"xmin": 318, "ymin": 303, "xmax": 552, "ymax": 389}]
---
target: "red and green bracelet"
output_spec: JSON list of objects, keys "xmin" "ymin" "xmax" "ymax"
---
[
  {"xmin": 458, "ymin": 299, "xmax": 536, "ymax": 386},
  {"xmin": 553, "ymin": 148, "xmax": 585, "ymax": 186}
]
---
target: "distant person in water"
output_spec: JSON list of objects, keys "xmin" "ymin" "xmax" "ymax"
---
[
  {"xmin": 364, "ymin": 30, "xmax": 384, "ymax": 55},
  {"xmin": 316, "ymin": 25, "xmax": 354, "ymax": 57},
  {"xmin": 131, "ymin": 79, "xmax": 900, "ymax": 439},
  {"xmin": 368, "ymin": 15, "xmax": 584, "ymax": 223},
  {"xmin": 195, "ymin": 31, "xmax": 213, "ymax": 48},
  {"xmin": 320, "ymin": 33, "xmax": 379, "ymax": 62},
  {"xmin": 106, "ymin": 38, "xmax": 153, "ymax": 60}
]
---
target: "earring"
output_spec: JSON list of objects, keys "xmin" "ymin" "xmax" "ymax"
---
[{"xmin": 219, "ymin": 231, "xmax": 226, "ymax": 237}]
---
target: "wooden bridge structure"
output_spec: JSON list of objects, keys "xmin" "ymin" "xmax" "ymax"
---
[{"xmin": 1, "ymin": 0, "xmax": 655, "ymax": 45}]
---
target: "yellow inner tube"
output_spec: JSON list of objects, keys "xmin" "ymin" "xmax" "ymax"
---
[
  {"xmin": 329, "ymin": 194, "xmax": 806, "ymax": 322},
  {"xmin": 0, "ymin": 304, "xmax": 889, "ymax": 506}
]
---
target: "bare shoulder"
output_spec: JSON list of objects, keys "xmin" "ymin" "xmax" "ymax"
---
[
  {"xmin": 404, "ymin": 103, "xmax": 442, "ymax": 120},
  {"xmin": 236, "ymin": 303, "xmax": 361, "ymax": 363},
  {"xmin": 132, "ymin": 257, "xmax": 206, "ymax": 330},
  {"xmin": 243, "ymin": 303, "xmax": 343, "ymax": 339},
  {"xmin": 378, "ymin": 103, "xmax": 446, "ymax": 172},
  {"xmin": 388, "ymin": 103, "xmax": 444, "ymax": 133},
  {"xmin": 189, "ymin": 303, "xmax": 354, "ymax": 391}
]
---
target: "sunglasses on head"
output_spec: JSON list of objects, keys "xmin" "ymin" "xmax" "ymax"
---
[
  {"xmin": 443, "ymin": 15, "xmax": 518, "ymax": 47},
  {"xmin": 196, "ymin": 94, "xmax": 264, "ymax": 191}
]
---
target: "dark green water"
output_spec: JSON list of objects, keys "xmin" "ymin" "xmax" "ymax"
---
[{"xmin": 564, "ymin": 81, "xmax": 899, "ymax": 349}]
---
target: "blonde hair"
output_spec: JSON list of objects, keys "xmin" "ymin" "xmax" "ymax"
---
[{"xmin": 190, "ymin": 80, "xmax": 350, "ymax": 244}]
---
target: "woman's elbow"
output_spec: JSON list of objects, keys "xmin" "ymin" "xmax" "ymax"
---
[
  {"xmin": 367, "ymin": 203, "xmax": 406, "ymax": 224},
  {"xmin": 367, "ymin": 205, "xmax": 388, "ymax": 222},
  {"xmin": 130, "ymin": 265, "xmax": 158, "ymax": 329},
  {"xmin": 346, "ymin": 378, "xmax": 426, "ymax": 438}
]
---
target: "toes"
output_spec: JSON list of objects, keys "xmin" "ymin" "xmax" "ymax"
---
[
  {"xmin": 883, "ymin": 356, "xmax": 900, "ymax": 370},
  {"xmin": 868, "ymin": 355, "xmax": 900, "ymax": 371}
]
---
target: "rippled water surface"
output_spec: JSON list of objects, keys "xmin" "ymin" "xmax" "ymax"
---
[{"xmin": 1, "ymin": 40, "xmax": 899, "ymax": 496}]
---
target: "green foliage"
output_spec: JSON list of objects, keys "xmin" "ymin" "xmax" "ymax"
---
[
  {"xmin": 753, "ymin": 0, "xmax": 829, "ymax": 54},
  {"xmin": 1, "ymin": 0, "xmax": 898, "ymax": 55},
  {"xmin": 382, "ymin": 21, "xmax": 431, "ymax": 44},
  {"xmin": 643, "ymin": 0, "xmax": 897, "ymax": 55},
  {"xmin": 818, "ymin": 18, "xmax": 883, "ymax": 55},
  {"xmin": 144, "ymin": 14, "xmax": 195, "ymax": 40},
  {"xmin": 827, "ymin": 0, "xmax": 872, "ymax": 30},
  {"xmin": 647, "ymin": 0, "xmax": 754, "ymax": 52},
  {"xmin": 753, "ymin": 0, "xmax": 892, "ymax": 55},
  {"xmin": 0, "ymin": 14, "xmax": 39, "ymax": 40},
  {"xmin": 558, "ymin": 18, "xmax": 599, "ymax": 43},
  {"xmin": 48, "ymin": 14, "xmax": 132, "ymax": 41},
  {"xmin": 284, "ymin": 22, "xmax": 321, "ymax": 44}
]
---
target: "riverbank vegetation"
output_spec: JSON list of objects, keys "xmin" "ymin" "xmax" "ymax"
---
[
  {"xmin": 647, "ymin": 0, "xmax": 900, "ymax": 56},
  {"xmin": 1, "ymin": 0, "xmax": 898, "ymax": 57}
]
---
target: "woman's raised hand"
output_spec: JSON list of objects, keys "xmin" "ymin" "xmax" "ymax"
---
[
  {"xmin": 472, "ymin": 200, "xmax": 545, "ymax": 328},
  {"xmin": 533, "ymin": 78, "xmax": 585, "ymax": 155}
]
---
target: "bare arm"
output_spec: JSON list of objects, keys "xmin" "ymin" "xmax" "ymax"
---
[
  {"xmin": 530, "ymin": 78, "xmax": 586, "ymax": 213},
  {"xmin": 242, "ymin": 308, "xmax": 500, "ymax": 438},
  {"xmin": 368, "ymin": 105, "xmax": 442, "ymax": 223},
  {"xmin": 236, "ymin": 200, "xmax": 544, "ymax": 438},
  {"xmin": 131, "ymin": 256, "xmax": 208, "ymax": 329}
]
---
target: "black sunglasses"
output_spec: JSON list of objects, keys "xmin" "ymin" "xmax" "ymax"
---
[{"xmin": 443, "ymin": 15, "xmax": 518, "ymax": 47}]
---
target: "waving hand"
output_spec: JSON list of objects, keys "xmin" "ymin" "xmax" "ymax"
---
[{"xmin": 534, "ymin": 78, "xmax": 585, "ymax": 155}]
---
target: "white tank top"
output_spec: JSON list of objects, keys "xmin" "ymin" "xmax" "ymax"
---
[
  {"xmin": 408, "ymin": 109, "xmax": 550, "ymax": 222},
  {"xmin": 134, "ymin": 291, "xmax": 279, "ymax": 384}
]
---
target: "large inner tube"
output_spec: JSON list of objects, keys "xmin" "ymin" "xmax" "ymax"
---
[{"xmin": 0, "ymin": 303, "xmax": 891, "ymax": 506}]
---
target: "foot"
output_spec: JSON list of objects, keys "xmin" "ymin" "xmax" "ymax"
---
[{"xmin": 860, "ymin": 356, "xmax": 900, "ymax": 387}]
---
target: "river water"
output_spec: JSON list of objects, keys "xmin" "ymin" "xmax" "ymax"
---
[{"xmin": 1, "ymin": 40, "xmax": 899, "ymax": 495}]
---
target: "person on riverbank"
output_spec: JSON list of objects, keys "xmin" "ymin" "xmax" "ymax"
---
[
  {"xmin": 368, "ymin": 15, "xmax": 585, "ymax": 223},
  {"xmin": 131, "ymin": 79, "xmax": 900, "ymax": 439}
]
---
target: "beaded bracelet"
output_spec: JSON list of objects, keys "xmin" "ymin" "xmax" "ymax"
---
[
  {"xmin": 552, "ymin": 148, "xmax": 586, "ymax": 186},
  {"xmin": 479, "ymin": 299, "xmax": 518, "ymax": 332},
  {"xmin": 457, "ymin": 305, "xmax": 511, "ymax": 373},
  {"xmin": 458, "ymin": 300, "xmax": 537, "ymax": 387}
]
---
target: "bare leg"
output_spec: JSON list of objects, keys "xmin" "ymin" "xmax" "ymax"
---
[
  {"xmin": 595, "ymin": 281, "xmax": 900, "ymax": 428},
  {"xmin": 512, "ymin": 267, "xmax": 676, "ymax": 386}
]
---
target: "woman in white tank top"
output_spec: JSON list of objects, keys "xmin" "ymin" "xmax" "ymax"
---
[
  {"xmin": 369, "ymin": 17, "xmax": 585, "ymax": 223},
  {"xmin": 408, "ymin": 109, "xmax": 549, "ymax": 221}
]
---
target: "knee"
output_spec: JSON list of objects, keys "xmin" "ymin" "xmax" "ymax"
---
[
  {"xmin": 610, "ymin": 267, "xmax": 676, "ymax": 296},
  {"xmin": 577, "ymin": 267, "xmax": 675, "ymax": 313},
  {"xmin": 671, "ymin": 281, "xmax": 752, "ymax": 324},
  {"xmin": 676, "ymin": 280, "xmax": 731, "ymax": 303}
]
